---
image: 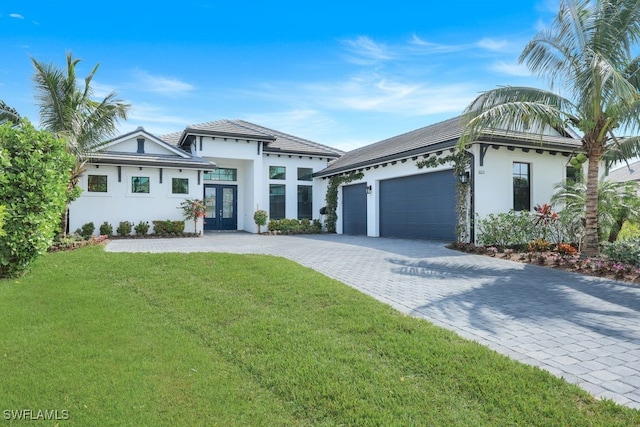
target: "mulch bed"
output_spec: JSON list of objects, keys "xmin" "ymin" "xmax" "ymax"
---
[{"xmin": 448, "ymin": 242, "xmax": 640, "ymax": 286}]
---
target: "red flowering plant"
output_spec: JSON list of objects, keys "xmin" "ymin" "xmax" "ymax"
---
[
  {"xmin": 534, "ymin": 203, "xmax": 559, "ymax": 226},
  {"xmin": 533, "ymin": 203, "xmax": 561, "ymax": 242},
  {"xmin": 179, "ymin": 199, "xmax": 207, "ymax": 234}
]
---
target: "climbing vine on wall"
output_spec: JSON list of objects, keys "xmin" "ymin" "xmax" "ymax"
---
[
  {"xmin": 416, "ymin": 149, "xmax": 471, "ymax": 242},
  {"xmin": 324, "ymin": 171, "xmax": 364, "ymax": 233}
]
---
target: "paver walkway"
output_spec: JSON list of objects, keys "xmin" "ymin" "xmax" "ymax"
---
[{"xmin": 106, "ymin": 233, "xmax": 640, "ymax": 408}]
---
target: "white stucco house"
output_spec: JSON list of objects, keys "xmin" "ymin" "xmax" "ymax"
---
[
  {"xmin": 314, "ymin": 115, "xmax": 583, "ymax": 242},
  {"xmin": 70, "ymin": 115, "xmax": 583, "ymax": 242},
  {"xmin": 69, "ymin": 120, "xmax": 344, "ymax": 235}
]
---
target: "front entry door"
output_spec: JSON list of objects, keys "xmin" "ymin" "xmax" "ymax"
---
[{"xmin": 203, "ymin": 184, "xmax": 237, "ymax": 231}]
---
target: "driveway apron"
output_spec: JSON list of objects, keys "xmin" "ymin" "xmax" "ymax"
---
[{"xmin": 106, "ymin": 233, "xmax": 640, "ymax": 409}]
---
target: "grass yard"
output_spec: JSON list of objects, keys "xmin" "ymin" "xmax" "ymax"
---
[{"xmin": 1, "ymin": 246, "xmax": 639, "ymax": 426}]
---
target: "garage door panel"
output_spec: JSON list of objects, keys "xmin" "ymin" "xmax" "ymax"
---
[
  {"xmin": 380, "ymin": 171, "xmax": 457, "ymax": 241},
  {"xmin": 342, "ymin": 183, "xmax": 367, "ymax": 235}
]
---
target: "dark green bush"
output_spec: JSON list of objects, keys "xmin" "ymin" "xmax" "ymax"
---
[
  {"xmin": 99, "ymin": 221, "xmax": 113, "ymax": 236},
  {"xmin": 134, "ymin": 221, "xmax": 150, "ymax": 236},
  {"xmin": 267, "ymin": 218, "xmax": 323, "ymax": 234},
  {"xmin": 0, "ymin": 120, "xmax": 73, "ymax": 277},
  {"xmin": 152, "ymin": 220, "xmax": 185, "ymax": 235},
  {"xmin": 116, "ymin": 221, "xmax": 133, "ymax": 237},
  {"xmin": 78, "ymin": 222, "xmax": 95, "ymax": 239}
]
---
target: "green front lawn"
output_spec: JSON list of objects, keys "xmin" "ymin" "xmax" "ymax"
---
[{"xmin": 0, "ymin": 246, "xmax": 638, "ymax": 426}]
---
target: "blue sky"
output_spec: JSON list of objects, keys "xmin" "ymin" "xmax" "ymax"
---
[{"xmin": 1, "ymin": 1, "xmax": 559, "ymax": 151}]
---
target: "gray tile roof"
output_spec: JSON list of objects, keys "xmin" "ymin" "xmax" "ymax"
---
[
  {"xmin": 185, "ymin": 120, "xmax": 277, "ymax": 141},
  {"xmin": 87, "ymin": 152, "xmax": 216, "ymax": 169},
  {"xmin": 316, "ymin": 115, "xmax": 582, "ymax": 177},
  {"xmin": 607, "ymin": 161, "xmax": 640, "ymax": 182},
  {"xmin": 161, "ymin": 119, "xmax": 344, "ymax": 158},
  {"xmin": 233, "ymin": 120, "xmax": 344, "ymax": 157},
  {"xmin": 160, "ymin": 131, "xmax": 183, "ymax": 145}
]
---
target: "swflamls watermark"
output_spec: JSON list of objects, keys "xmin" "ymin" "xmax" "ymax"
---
[{"xmin": 3, "ymin": 409, "xmax": 69, "ymax": 421}]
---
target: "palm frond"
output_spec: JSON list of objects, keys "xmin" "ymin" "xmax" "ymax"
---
[
  {"xmin": 30, "ymin": 52, "xmax": 130, "ymax": 157},
  {"xmin": 459, "ymin": 86, "xmax": 574, "ymax": 147},
  {"xmin": 602, "ymin": 135, "xmax": 640, "ymax": 169},
  {"xmin": 0, "ymin": 100, "xmax": 20, "ymax": 125}
]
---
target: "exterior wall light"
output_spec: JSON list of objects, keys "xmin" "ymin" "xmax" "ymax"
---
[
  {"xmin": 459, "ymin": 171, "xmax": 470, "ymax": 184},
  {"xmin": 366, "ymin": 185, "xmax": 373, "ymax": 194}
]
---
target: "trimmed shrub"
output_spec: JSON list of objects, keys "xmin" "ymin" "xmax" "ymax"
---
[
  {"xmin": 134, "ymin": 221, "xmax": 150, "ymax": 236},
  {"xmin": 152, "ymin": 220, "xmax": 185, "ymax": 235},
  {"xmin": 267, "ymin": 218, "xmax": 323, "ymax": 234},
  {"xmin": 78, "ymin": 222, "xmax": 95, "ymax": 239},
  {"xmin": 99, "ymin": 221, "xmax": 113, "ymax": 236},
  {"xmin": 116, "ymin": 221, "xmax": 133, "ymax": 237}
]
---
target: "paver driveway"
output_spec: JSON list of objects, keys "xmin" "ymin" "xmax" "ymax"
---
[{"xmin": 106, "ymin": 233, "xmax": 640, "ymax": 408}]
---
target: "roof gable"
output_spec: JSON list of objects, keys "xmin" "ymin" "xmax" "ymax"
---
[
  {"xmin": 88, "ymin": 127, "xmax": 215, "ymax": 169},
  {"xmin": 101, "ymin": 127, "xmax": 191, "ymax": 158}
]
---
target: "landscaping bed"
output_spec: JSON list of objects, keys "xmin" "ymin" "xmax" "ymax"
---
[{"xmin": 450, "ymin": 241, "xmax": 640, "ymax": 285}]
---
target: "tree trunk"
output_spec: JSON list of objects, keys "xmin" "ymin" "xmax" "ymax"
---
[
  {"xmin": 59, "ymin": 206, "xmax": 69, "ymax": 238},
  {"xmin": 582, "ymin": 148, "xmax": 601, "ymax": 257}
]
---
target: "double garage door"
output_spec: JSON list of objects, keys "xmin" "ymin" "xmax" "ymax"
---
[{"xmin": 342, "ymin": 170, "xmax": 457, "ymax": 241}]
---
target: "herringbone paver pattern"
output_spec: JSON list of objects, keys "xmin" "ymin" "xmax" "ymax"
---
[{"xmin": 106, "ymin": 233, "xmax": 640, "ymax": 408}]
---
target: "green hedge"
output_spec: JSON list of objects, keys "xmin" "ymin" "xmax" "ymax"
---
[
  {"xmin": 267, "ymin": 218, "xmax": 322, "ymax": 234},
  {"xmin": 152, "ymin": 220, "xmax": 185, "ymax": 235}
]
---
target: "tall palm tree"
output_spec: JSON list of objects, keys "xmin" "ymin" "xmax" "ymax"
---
[
  {"xmin": 460, "ymin": 0, "xmax": 640, "ymax": 256},
  {"xmin": 0, "ymin": 100, "xmax": 20, "ymax": 125},
  {"xmin": 31, "ymin": 52, "xmax": 130, "ymax": 235}
]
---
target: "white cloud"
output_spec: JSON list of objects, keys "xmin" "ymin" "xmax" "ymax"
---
[
  {"xmin": 91, "ymin": 81, "xmax": 118, "ymax": 99},
  {"xmin": 342, "ymin": 36, "xmax": 395, "ymax": 64},
  {"xmin": 132, "ymin": 70, "xmax": 195, "ymax": 95},
  {"xmin": 297, "ymin": 72, "xmax": 474, "ymax": 118},
  {"xmin": 477, "ymin": 38, "xmax": 511, "ymax": 52},
  {"xmin": 9, "ymin": 13, "xmax": 24, "ymax": 19},
  {"xmin": 490, "ymin": 61, "xmax": 532, "ymax": 77},
  {"xmin": 409, "ymin": 34, "xmax": 469, "ymax": 53}
]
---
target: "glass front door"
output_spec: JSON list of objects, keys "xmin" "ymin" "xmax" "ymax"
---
[{"xmin": 203, "ymin": 184, "xmax": 237, "ymax": 230}]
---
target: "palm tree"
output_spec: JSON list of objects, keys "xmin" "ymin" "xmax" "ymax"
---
[
  {"xmin": 0, "ymin": 100, "xmax": 20, "ymax": 125},
  {"xmin": 31, "ymin": 52, "xmax": 130, "ymax": 235},
  {"xmin": 551, "ymin": 177, "xmax": 640, "ymax": 243},
  {"xmin": 460, "ymin": 0, "xmax": 640, "ymax": 256}
]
